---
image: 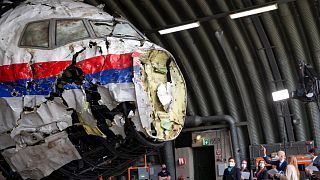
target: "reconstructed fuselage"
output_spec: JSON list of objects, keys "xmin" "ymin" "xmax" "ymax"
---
[{"xmin": 0, "ymin": 0, "xmax": 186, "ymax": 179}]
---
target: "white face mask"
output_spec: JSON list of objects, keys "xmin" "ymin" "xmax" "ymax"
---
[
  {"xmin": 241, "ymin": 164, "xmax": 247, "ymax": 169},
  {"xmin": 229, "ymin": 162, "xmax": 235, "ymax": 167},
  {"xmin": 259, "ymin": 163, "xmax": 265, "ymax": 168}
]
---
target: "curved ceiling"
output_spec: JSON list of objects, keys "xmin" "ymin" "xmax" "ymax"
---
[
  {"xmin": 99, "ymin": 0, "xmax": 320, "ymax": 158},
  {"xmin": 1, "ymin": 0, "xmax": 320, "ymax": 159}
]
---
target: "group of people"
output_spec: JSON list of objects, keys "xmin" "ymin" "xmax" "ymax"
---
[
  {"xmin": 223, "ymin": 146, "xmax": 302, "ymax": 180},
  {"xmin": 160, "ymin": 146, "xmax": 320, "ymax": 180},
  {"xmin": 222, "ymin": 158, "xmax": 251, "ymax": 180}
]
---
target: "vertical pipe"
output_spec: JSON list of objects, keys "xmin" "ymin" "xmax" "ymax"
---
[{"xmin": 163, "ymin": 141, "xmax": 176, "ymax": 180}]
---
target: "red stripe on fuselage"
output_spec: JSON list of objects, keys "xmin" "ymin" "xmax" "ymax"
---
[
  {"xmin": 0, "ymin": 63, "xmax": 32, "ymax": 82},
  {"xmin": 0, "ymin": 54, "xmax": 133, "ymax": 82},
  {"xmin": 32, "ymin": 61, "xmax": 71, "ymax": 80},
  {"xmin": 76, "ymin": 54, "xmax": 133, "ymax": 74}
]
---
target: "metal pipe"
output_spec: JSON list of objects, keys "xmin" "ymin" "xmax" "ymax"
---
[
  {"xmin": 185, "ymin": 115, "xmax": 241, "ymax": 167},
  {"xmin": 163, "ymin": 141, "xmax": 175, "ymax": 180}
]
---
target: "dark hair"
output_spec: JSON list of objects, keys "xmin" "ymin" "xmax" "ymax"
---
[
  {"xmin": 258, "ymin": 160, "xmax": 266, "ymax": 170},
  {"xmin": 228, "ymin": 157, "xmax": 235, "ymax": 161},
  {"xmin": 309, "ymin": 147, "xmax": 317, "ymax": 154}
]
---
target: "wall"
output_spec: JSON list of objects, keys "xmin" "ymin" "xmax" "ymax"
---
[
  {"xmin": 175, "ymin": 147, "xmax": 194, "ymax": 180},
  {"xmin": 191, "ymin": 129, "xmax": 232, "ymax": 180}
]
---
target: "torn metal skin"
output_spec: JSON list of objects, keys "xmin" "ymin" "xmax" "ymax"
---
[
  {"xmin": 133, "ymin": 50, "xmax": 186, "ymax": 140},
  {"xmin": 0, "ymin": 0, "xmax": 186, "ymax": 179},
  {"xmin": 2, "ymin": 132, "xmax": 81, "ymax": 179}
]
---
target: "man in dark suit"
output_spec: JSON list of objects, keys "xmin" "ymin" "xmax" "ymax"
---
[
  {"xmin": 312, "ymin": 148, "xmax": 320, "ymax": 167},
  {"xmin": 304, "ymin": 147, "xmax": 320, "ymax": 179},
  {"xmin": 261, "ymin": 146, "xmax": 288, "ymax": 179}
]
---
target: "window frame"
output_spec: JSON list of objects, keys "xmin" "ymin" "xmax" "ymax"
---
[
  {"xmin": 112, "ymin": 20, "xmax": 144, "ymax": 40},
  {"xmin": 87, "ymin": 19, "xmax": 114, "ymax": 38},
  {"xmin": 88, "ymin": 18, "xmax": 145, "ymax": 40},
  {"xmin": 54, "ymin": 18, "xmax": 92, "ymax": 47},
  {"xmin": 18, "ymin": 19, "xmax": 52, "ymax": 49},
  {"xmin": 19, "ymin": 18, "xmax": 146, "ymax": 50}
]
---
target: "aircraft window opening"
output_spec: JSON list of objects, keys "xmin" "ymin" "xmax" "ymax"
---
[
  {"xmin": 19, "ymin": 19, "xmax": 145, "ymax": 49},
  {"xmin": 89, "ymin": 21, "xmax": 113, "ymax": 37},
  {"xmin": 20, "ymin": 21, "xmax": 49, "ymax": 47},
  {"xmin": 112, "ymin": 22, "xmax": 143, "ymax": 39},
  {"xmin": 56, "ymin": 19, "xmax": 90, "ymax": 46}
]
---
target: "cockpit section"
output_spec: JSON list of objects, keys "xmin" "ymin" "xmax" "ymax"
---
[
  {"xmin": 0, "ymin": 1, "xmax": 186, "ymax": 179},
  {"xmin": 19, "ymin": 18, "xmax": 143, "ymax": 49}
]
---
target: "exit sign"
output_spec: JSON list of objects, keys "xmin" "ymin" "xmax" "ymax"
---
[{"xmin": 202, "ymin": 138, "xmax": 213, "ymax": 146}]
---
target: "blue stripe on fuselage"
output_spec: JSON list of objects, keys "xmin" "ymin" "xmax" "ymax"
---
[{"xmin": 0, "ymin": 67, "xmax": 133, "ymax": 97}]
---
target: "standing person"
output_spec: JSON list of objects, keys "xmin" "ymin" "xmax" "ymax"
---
[
  {"xmin": 158, "ymin": 164, "xmax": 171, "ymax": 180},
  {"xmin": 240, "ymin": 160, "xmax": 251, "ymax": 180},
  {"xmin": 279, "ymin": 156, "xmax": 299, "ymax": 180},
  {"xmin": 256, "ymin": 160, "xmax": 268, "ymax": 180},
  {"xmin": 261, "ymin": 146, "xmax": 287, "ymax": 179},
  {"xmin": 306, "ymin": 147, "xmax": 318, "ymax": 179},
  {"xmin": 223, "ymin": 157, "xmax": 241, "ymax": 180}
]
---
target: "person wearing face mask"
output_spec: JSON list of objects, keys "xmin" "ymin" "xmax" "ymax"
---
[
  {"xmin": 256, "ymin": 160, "xmax": 268, "ymax": 180},
  {"xmin": 223, "ymin": 157, "xmax": 241, "ymax": 180},
  {"xmin": 158, "ymin": 164, "xmax": 171, "ymax": 180},
  {"xmin": 240, "ymin": 160, "xmax": 251, "ymax": 180}
]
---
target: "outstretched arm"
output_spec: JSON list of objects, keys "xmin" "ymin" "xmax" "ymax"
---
[
  {"xmin": 262, "ymin": 156, "xmax": 278, "ymax": 166},
  {"xmin": 262, "ymin": 146, "xmax": 278, "ymax": 165}
]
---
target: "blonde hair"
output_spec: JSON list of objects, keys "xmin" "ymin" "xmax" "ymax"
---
[{"xmin": 287, "ymin": 156, "xmax": 300, "ymax": 178}]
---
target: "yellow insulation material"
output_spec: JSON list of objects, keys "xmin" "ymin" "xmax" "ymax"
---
[
  {"xmin": 139, "ymin": 50, "xmax": 186, "ymax": 140},
  {"xmin": 78, "ymin": 113, "xmax": 106, "ymax": 137}
]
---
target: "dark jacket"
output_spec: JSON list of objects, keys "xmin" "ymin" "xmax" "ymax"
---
[
  {"xmin": 256, "ymin": 169, "xmax": 268, "ymax": 180},
  {"xmin": 313, "ymin": 156, "xmax": 320, "ymax": 167},
  {"xmin": 223, "ymin": 167, "xmax": 241, "ymax": 180},
  {"xmin": 263, "ymin": 156, "xmax": 287, "ymax": 172},
  {"xmin": 158, "ymin": 170, "xmax": 170, "ymax": 177}
]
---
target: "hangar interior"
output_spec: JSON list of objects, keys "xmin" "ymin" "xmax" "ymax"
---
[
  {"xmin": 95, "ymin": 0, "xmax": 320, "ymax": 179},
  {"xmin": 1, "ymin": 0, "xmax": 320, "ymax": 179}
]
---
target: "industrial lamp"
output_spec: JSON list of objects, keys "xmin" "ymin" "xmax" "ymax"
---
[
  {"xmin": 158, "ymin": 21, "xmax": 200, "ymax": 35},
  {"xmin": 196, "ymin": 135, "xmax": 202, "ymax": 141},
  {"xmin": 229, "ymin": 3, "xmax": 278, "ymax": 19},
  {"xmin": 272, "ymin": 89, "xmax": 290, "ymax": 102}
]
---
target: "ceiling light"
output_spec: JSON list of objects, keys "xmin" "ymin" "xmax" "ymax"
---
[
  {"xmin": 272, "ymin": 89, "xmax": 289, "ymax": 101},
  {"xmin": 229, "ymin": 3, "xmax": 278, "ymax": 19},
  {"xmin": 196, "ymin": 135, "xmax": 202, "ymax": 141},
  {"xmin": 158, "ymin": 21, "xmax": 200, "ymax": 35}
]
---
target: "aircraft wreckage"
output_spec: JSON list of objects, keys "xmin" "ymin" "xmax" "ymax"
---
[{"xmin": 0, "ymin": 0, "xmax": 186, "ymax": 179}]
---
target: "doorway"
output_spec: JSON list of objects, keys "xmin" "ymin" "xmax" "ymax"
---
[{"xmin": 193, "ymin": 146, "xmax": 216, "ymax": 180}]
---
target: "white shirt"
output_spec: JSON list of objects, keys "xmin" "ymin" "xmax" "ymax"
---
[
  {"xmin": 281, "ymin": 164, "xmax": 299, "ymax": 180},
  {"xmin": 279, "ymin": 159, "xmax": 285, "ymax": 167},
  {"xmin": 313, "ymin": 156, "xmax": 318, "ymax": 162}
]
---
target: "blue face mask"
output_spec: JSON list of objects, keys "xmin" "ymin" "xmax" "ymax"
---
[{"xmin": 229, "ymin": 162, "xmax": 235, "ymax": 167}]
